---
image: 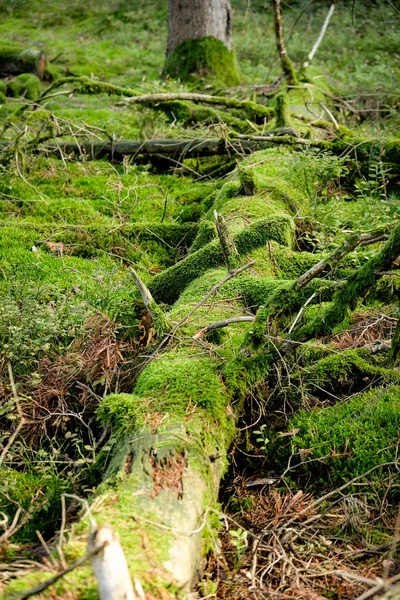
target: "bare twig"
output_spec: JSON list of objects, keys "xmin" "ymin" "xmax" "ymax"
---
[
  {"xmin": 17, "ymin": 541, "xmax": 108, "ymax": 600},
  {"xmin": 0, "ymin": 366, "xmax": 26, "ymax": 469},
  {"xmin": 193, "ymin": 316, "xmax": 255, "ymax": 340},
  {"xmin": 279, "ymin": 461, "xmax": 399, "ymax": 531}
]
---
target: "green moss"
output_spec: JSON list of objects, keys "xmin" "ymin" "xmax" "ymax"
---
[
  {"xmin": 295, "ymin": 348, "xmax": 399, "ymax": 397},
  {"xmin": 149, "ymin": 215, "xmax": 294, "ymax": 304},
  {"xmin": 274, "ymin": 91, "xmax": 292, "ymax": 129},
  {"xmin": 190, "ymin": 220, "xmax": 216, "ymax": 253},
  {"xmin": 274, "ymin": 248, "xmax": 322, "ymax": 278},
  {"xmin": 242, "ymin": 276, "xmax": 335, "ymax": 312},
  {"xmin": 8, "ymin": 73, "xmax": 40, "ymax": 100},
  {"xmin": 275, "ymin": 385, "xmax": 400, "ymax": 491},
  {"xmin": 135, "ymin": 354, "xmax": 228, "ymax": 421},
  {"xmin": 163, "ymin": 36, "xmax": 240, "ymax": 86},
  {"xmin": 0, "ymin": 468, "xmax": 70, "ymax": 542},
  {"xmin": 296, "ymin": 222, "xmax": 400, "ymax": 340},
  {"xmin": 153, "ymin": 100, "xmax": 252, "ymax": 132},
  {"xmin": 97, "ymin": 393, "xmax": 145, "ymax": 431}
]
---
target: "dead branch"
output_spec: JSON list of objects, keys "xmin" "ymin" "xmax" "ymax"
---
[
  {"xmin": 193, "ymin": 316, "xmax": 255, "ymax": 340},
  {"xmin": 214, "ymin": 210, "xmax": 240, "ymax": 272},
  {"xmin": 295, "ymin": 232, "xmax": 361, "ymax": 291},
  {"xmin": 116, "ymin": 91, "xmax": 273, "ymax": 118},
  {"xmin": 304, "ymin": 4, "xmax": 335, "ymax": 67}
]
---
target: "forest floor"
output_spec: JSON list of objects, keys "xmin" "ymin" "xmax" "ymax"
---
[{"xmin": 0, "ymin": 1, "xmax": 400, "ymax": 599}]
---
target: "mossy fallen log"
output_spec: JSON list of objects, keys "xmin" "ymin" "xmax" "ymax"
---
[
  {"xmin": 43, "ymin": 137, "xmax": 297, "ymax": 161},
  {"xmin": 5, "ymin": 147, "xmax": 398, "ymax": 600},
  {"xmin": 116, "ymin": 91, "xmax": 273, "ymax": 123},
  {"xmin": 37, "ymin": 135, "xmax": 400, "ymax": 166},
  {"xmin": 149, "ymin": 215, "xmax": 294, "ymax": 304}
]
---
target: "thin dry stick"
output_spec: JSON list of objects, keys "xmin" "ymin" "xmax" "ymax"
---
[
  {"xmin": 193, "ymin": 316, "xmax": 255, "ymax": 340},
  {"xmin": 384, "ymin": 506, "xmax": 400, "ymax": 578},
  {"xmin": 295, "ymin": 232, "xmax": 362, "ymax": 291},
  {"xmin": 279, "ymin": 461, "xmax": 399, "ymax": 531},
  {"xmin": 287, "ymin": 291, "xmax": 317, "ymax": 334},
  {"xmin": 17, "ymin": 541, "xmax": 108, "ymax": 600},
  {"xmin": 0, "ymin": 365, "xmax": 26, "ymax": 469},
  {"xmin": 304, "ymin": 4, "xmax": 335, "ymax": 67}
]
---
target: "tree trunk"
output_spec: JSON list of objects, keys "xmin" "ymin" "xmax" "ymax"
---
[
  {"xmin": 167, "ymin": 0, "xmax": 233, "ymax": 55},
  {"xmin": 163, "ymin": 0, "xmax": 240, "ymax": 85},
  {"xmin": 0, "ymin": 46, "xmax": 46, "ymax": 80}
]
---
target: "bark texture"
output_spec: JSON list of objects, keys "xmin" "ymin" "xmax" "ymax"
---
[
  {"xmin": 164, "ymin": 0, "xmax": 239, "ymax": 84},
  {"xmin": 167, "ymin": 0, "xmax": 233, "ymax": 55}
]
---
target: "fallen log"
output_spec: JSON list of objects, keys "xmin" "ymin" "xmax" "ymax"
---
[
  {"xmin": 42, "ymin": 136, "xmax": 302, "ymax": 161},
  {"xmin": 35, "ymin": 134, "xmax": 400, "ymax": 165},
  {"xmin": 5, "ymin": 147, "xmax": 399, "ymax": 600}
]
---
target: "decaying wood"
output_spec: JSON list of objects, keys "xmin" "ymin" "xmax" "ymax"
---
[
  {"xmin": 88, "ymin": 525, "xmax": 136, "ymax": 600},
  {"xmin": 304, "ymin": 4, "xmax": 335, "ymax": 67},
  {"xmin": 295, "ymin": 232, "xmax": 362, "ymax": 291},
  {"xmin": 272, "ymin": 0, "xmax": 297, "ymax": 84},
  {"xmin": 129, "ymin": 267, "xmax": 171, "ymax": 339},
  {"xmin": 34, "ymin": 135, "xmax": 400, "ymax": 166},
  {"xmin": 44, "ymin": 136, "xmax": 302, "ymax": 161},
  {"xmin": 129, "ymin": 268, "xmax": 154, "ymax": 309},
  {"xmin": 213, "ymin": 210, "xmax": 240, "ymax": 271},
  {"xmin": 117, "ymin": 91, "xmax": 273, "ymax": 117},
  {"xmin": 0, "ymin": 48, "xmax": 46, "ymax": 80}
]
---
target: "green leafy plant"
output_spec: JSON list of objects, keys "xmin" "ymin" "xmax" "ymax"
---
[
  {"xmin": 228, "ymin": 527, "xmax": 248, "ymax": 568},
  {"xmin": 254, "ymin": 423, "xmax": 270, "ymax": 453}
]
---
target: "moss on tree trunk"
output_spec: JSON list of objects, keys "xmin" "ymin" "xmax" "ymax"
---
[{"xmin": 163, "ymin": 36, "xmax": 240, "ymax": 85}]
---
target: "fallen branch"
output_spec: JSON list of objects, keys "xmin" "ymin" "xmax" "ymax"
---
[
  {"xmin": 116, "ymin": 91, "xmax": 274, "ymax": 120},
  {"xmin": 25, "ymin": 135, "xmax": 400, "ymax": 166},
  {"xmin": 304, "ymin": 4, "xmax": 335, "ymax": 67},
  {"xmin": 214, "ymin": 210, "xmax": 240, "ymax": 272},
  {"xmin": 295, "ymin": 232, "xmax": 361, "ymax": 291},
  {"xmin": 43, "ymin": 136, "xmax": 302, "ymax": 161},
  {"xmin": 173, "ymin": 261, "xmax": 256, "ymax": 333},
  {"xmin": 193, "ymin": 316, "xmax": 255, "ymax": 340}
]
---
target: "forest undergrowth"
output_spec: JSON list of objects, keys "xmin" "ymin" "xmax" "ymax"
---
[{"xmin": 0, "ymin": 1, "xmax": 399, "ymax": 599}]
